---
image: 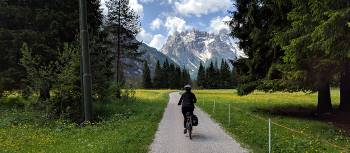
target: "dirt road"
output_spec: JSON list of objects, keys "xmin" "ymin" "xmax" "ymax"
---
[{"xmin": 149, "ymin": 92, "xmax": 248, "ymax": 153}]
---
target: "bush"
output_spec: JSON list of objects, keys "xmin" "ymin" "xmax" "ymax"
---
[
  {"xmin": 0, "ymin": 94, "xmax": 27, "ymax": 109},
  {"xmin": 237, "ymin": 81, "xmax": 259, "ymax": 96}
]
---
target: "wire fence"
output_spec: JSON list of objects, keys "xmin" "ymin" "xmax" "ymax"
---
[{"xmin": 197, "ymin": 98, "xmax": 350, "ymax": 153}]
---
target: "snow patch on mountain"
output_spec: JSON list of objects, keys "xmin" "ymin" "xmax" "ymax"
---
[{"xmin": 160, "ymin": 29, "xmax": 246, "ymax": 78}]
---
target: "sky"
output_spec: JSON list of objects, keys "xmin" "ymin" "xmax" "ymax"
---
[{"xmin": 100, "ymin": 0, "xmax": 235, "ymax": 50}]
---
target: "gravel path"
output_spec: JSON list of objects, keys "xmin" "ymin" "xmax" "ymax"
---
[{"xmin": 149, "ymin": 92, "xmax": 248, "ymax": 153}]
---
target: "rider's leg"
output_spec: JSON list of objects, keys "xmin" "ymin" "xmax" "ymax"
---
[
  {"xmin": 182, "ymin": 107, "xmax": 194, "ymax": 126},
  {"xmin": 181, "ymin": 107, "xmax": 188, "ymax": 134},
  {"xmin": 181, "ymin": 107, "xmax": 188, "ymax": 128},
  {"xmin": 190, "ymin": 107, "xmax": 194, "ymax": 116}
]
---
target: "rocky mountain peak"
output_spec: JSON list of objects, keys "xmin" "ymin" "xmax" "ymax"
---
[{"xmin": 160, "ymin": 29, "xmax": 245, "ymax": 78}]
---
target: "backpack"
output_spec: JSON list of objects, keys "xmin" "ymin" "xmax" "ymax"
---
[{"xmin": 192, "ymin": 115, "xmax": 198, "ymax": 126}]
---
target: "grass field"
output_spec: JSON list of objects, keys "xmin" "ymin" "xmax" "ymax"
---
[
  {"xmin": 0, "ymin": 90, "xmax": 172, "ymax": 153},
  {"xmin": 193, "ymin": 89, "xmax": 350, "ymax": 153}
]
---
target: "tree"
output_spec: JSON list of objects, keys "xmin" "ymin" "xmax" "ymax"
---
[
  {"xmin": 53, "ymin": 43, "xmax": 81, "ymax": 119},
  {"xmin": 206, "ymin": 61, "xmax": 216, "ymax": 88},
  {"xmin": 304, "ymin": 0, "xmax": 350, "ymax": 112},
  {"xmin": 0, "ymin": 0, "xmax": 103, "ymax": 98},
  {"xmin": 182, "ymin": 67, "xmax": 191, "ymax": 86},
  {"xmin": 276, "ymin": 0, "xmax": 350, "ymax": 114},
  {"xmin": 229, "ymin": 0, "xmax": 292, "ymax": 95},
  {"xmin": 168, "ymin": 63, "xmax": 177, "ymax": 89},
  {"xmin": 153, "ymin": 60, "xmax": 162, "ymax": 89},
  {"xmin": 230, "ymin": 66, "xmax": 238, "ymax": 87},
  {"xmin": 197, "ymin": 62, "xmax": 206, "ymax": 88},
  {"xmin": 106, "ymin": 0, "xmax": 141, "ymax": 98},
  {"xmin": 161, "ymin": 59, "xmax": 170, "ymax": 88},
  {"xmin": 175, "ymin": 66, "xmax": 182, "ymax": 89},
  {"xmin": 220, "ymin": 59, "xmax": 232, "ymax": 89},
  {"xmin": 20, "ymin": 43, "xmax": 54, "ymax": 102},
  {"xmin": 142, "ymin": 61, "xmax": 152, "ymax": 89},
  {"xmin": 229, "ymin": 0, "xmax": 350, "ymax": 114},
  {"xmin": 20, "ymin": 42, "xmax": 82, "ymax": 119},
  {"xmin": 90, "ymin": 30, "xmax": 114, "ymax": 100}
]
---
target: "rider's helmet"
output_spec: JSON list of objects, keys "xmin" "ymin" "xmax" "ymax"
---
[{"xmin": 184, "ymin": 84, "xmax": 191, "ymax": 91}]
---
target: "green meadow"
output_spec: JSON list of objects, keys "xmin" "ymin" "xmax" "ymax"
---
[
  {"xmin": 0, "ymin": 90, "xmax": 172, "ymax": 153},
  {"xmin": 194, "ymin": 89, "xmax": 350, "ymax": 153},
  {"xmin": 2, "ymin": 89, "xmax": 350, "ymax": 153}
]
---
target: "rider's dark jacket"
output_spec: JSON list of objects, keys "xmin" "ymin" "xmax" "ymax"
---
[{"xmin": 178, "ymin": 91, "xmax": 197, "ymax": 108}]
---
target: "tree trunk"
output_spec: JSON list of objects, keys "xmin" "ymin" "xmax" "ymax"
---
[
  {"xmin": 39, "ymin": 82, "xmax": 50, "ymax": 101},
  {"xmin": 339, "ymin": 60, "xmax": 350, "ymax": 112},
  {"xmin": 317, "ymin": 80, "xmax": 333, "ymax": 114}
]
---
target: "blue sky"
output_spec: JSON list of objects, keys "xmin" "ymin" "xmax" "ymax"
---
[{"xmin": 101, "ymin": 0, "xmax": 235, "ymax": 50}]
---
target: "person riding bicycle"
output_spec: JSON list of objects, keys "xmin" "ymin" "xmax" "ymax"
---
[{"xmin": 178, "ymin": 84, "xmax": 197, "ymax": 134}]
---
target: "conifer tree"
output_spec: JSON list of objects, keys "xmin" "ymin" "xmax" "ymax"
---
[
  {"xmin": 206, "ymin": 61, "xmax": 216, "ymax": 89},
  {"xmin": 106, "ymin": 0, "xmax": 141, "ymax": 97},
  {"xmin": 182, "ymin": 67, "xmax": 191, "ymax": 86},
  {"xmin": 231, "ymin": 67, "xmax": 238, "ymax": 88},
  {"xmin": 175, "ymin": 66, "xmax": 182, "ymax": 89},
  {"xmin": 142, "ymin": 61, "xmax": 152, "ymax": 89},
  {"xmin": 168, "ymin": 63, "xmax": 177, "ymax": 89},
  {"xmin": 153, "ymin": 60, "xmax": 162, "ymax": 89},
  {"xmin": 197, "ymin": 62, "xmax": 206, "ymax": 88},
  {"xmin": 161, "ymin": 59, "xmax": 170, "ymax": 88},
  {"xmin": 220, "ymin": 59, "xmax": 231, "ymax": 89}
]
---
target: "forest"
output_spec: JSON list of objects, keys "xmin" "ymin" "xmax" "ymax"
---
[
  {"xmin": 229, "ymin": 0, "xmax": 350, "ymax": 114},
  {"xmin": 0, "ymin": 0, "xmax": 349, "ymax": 152}
]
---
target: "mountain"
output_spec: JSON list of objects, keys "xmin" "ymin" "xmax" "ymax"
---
[
  {"xmin": 160, "ymin": 29, "xmax": 245, "ymax": 78},
  {"xmin": 124, "ymin": 43, "xmax": 177, "ymax": 86}
]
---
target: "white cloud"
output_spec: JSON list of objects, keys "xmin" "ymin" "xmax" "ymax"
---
[
  {"xmin": 150, "ymin": 18, "xmax": 162, "ymax": 30},
  {"xmin": 149, "ymin": 34, "xmax": 167, "ymax": 50},
  {"xmin": 136, "ymin": 28, "xmax": 153, "ymax": 43},
  {"xmin": 140, "ymin": 0, "xmax": 155, "ymax": 3},
  {"xmin": 209, "ymin": 16, "xmax": 231, "ymax": 34},
  {"xmin": 129, "ymin": 0, "xmax": 144, "ymax": 17},
  {"xmin": 136, "ymin": 29, "xmax": 166, "ymax": 50},
  {"xmin": 175, "ymin": 0, "xmax": 231, "ymax": 17},
  {"xmin": 101, "ymin": 0, "xmax": 108, "ymax": 15},
  {"xmin": 164, "ymin": 16, "xmax": 190, "ymax": 35}
]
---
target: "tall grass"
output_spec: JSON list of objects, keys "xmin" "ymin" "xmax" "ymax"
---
[
  {"xmin": 0, "ymin": 90, "xmax": 172, "ymax": 153},
  {"xmin": 194, "ymin": 89, "xmax": 350, "ymax": 153}
]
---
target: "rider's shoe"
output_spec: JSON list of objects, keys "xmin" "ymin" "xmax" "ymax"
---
[{"xmin": 184, "ymin": 129, "xmax": 187, "ymax": 134}]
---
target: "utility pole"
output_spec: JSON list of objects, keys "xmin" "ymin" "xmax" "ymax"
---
[{"xmin": 79, "ymin": 0, "xmax": 92, "ymax": 121}]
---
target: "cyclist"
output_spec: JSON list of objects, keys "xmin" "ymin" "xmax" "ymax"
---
[{"xmin": 178, "ymin": 84, "xmax": 197, "ymax": 134}]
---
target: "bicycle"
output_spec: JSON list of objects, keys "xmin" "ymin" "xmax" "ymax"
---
[{"xmin": 185, "ymin": 112, "xmax": 193, "ymax": 139}]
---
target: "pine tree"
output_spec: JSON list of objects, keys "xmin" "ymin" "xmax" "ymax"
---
[
  {"xmin": 175, "ymin": 66, "xmax": 182, "ymax": 89},
  {"xmin": 213, "ymin": 60, "xmax": 221, "ymax": 89},
  {"xmin": 206, "ymin": 61, "xmax": 216, "ymax": 89},
  {"xmin": 168, "ymin": 63, "xmax": 177, "ymax": 89},
  {"xmin": 307, "ymin": 0, "xmax": 350, "ymax": 112},
  {"xmin": 153, "ymin": 60, "xmax": 162, "ymax": 89},
  {"xmin": 142, "ymin": 61, "xmax": 152, "ymax": 89},
  {"xmin": 88, "ymin": 0, "xmax": 114, "ymax": 100},
  {"xmin": 197, "ymin": 62, "xmax": 206, "ymax": 88},
  {"xmin": 230, "ymin": 66, "xmax": 238, "ymax": 88},
  {"xmin": 229, "ymin": 0, "xmax": 292, "ymax": 95},
  {"xmin": 182, "ymin": 67, "xmax": 191, "ymax": 86},
  {"xmin": 106, "ymin": 0, "xmax": 142, "ymax": 97},
  {"xmin": 161, "ymin": 59, "xmax": 170, "ymax": 88},
  {"xmin": 277, "ymin": 0, "xmax": 339, "ymax": 114},
  {"xmin": 220, "ymin": 59, "xmax": 231, "ymax": 89}
]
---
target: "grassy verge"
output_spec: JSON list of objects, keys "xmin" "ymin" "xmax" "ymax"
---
[
  {"xmin": 0, "ymin": 90, "xmax": 172, "ymax": 153},
  {"xmin": 193, "ymin": 89, "xmax": 350, "ymax": 153}
]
